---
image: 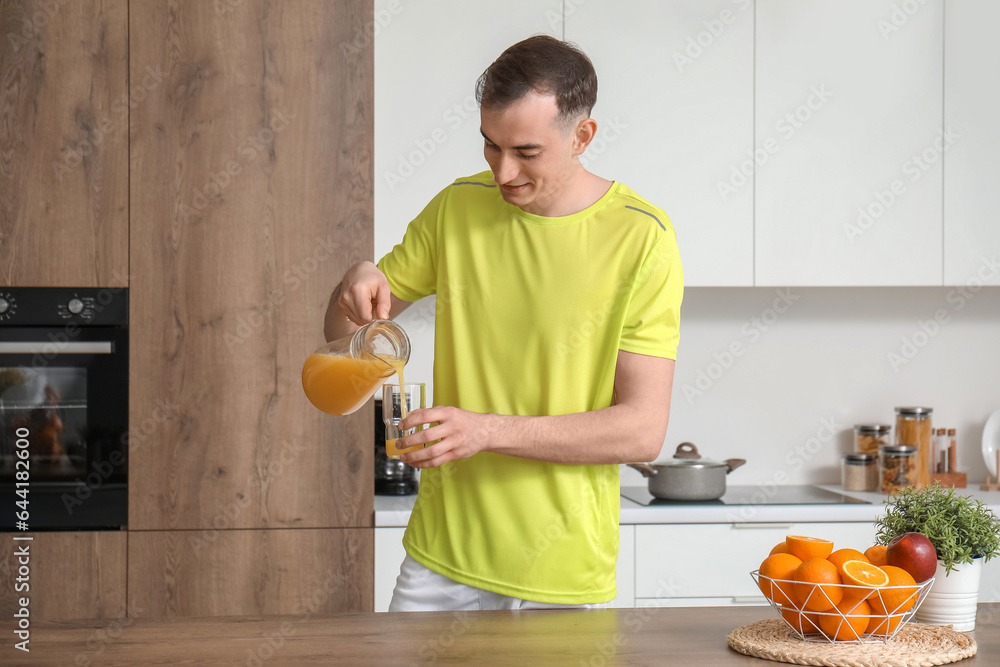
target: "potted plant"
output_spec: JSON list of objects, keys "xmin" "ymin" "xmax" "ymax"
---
[{"xmin": 873, "ymin": 483, "xmax": 1000, "ymax": 631}]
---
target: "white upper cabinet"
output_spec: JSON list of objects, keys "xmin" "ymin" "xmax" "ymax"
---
[
  {"xmin": 374, "ymin": 0, "xmax": 563, "ymax": 261},
  {"xmin": 755, "ymin": 0, "xmax": 944, "ymax": 286},
  {"xmin": 566, "ymin": 1, "xmax": 755, "ymax": 286},
  {"xmin": 944, "ymin": 0, "xmax": 1000, "ymax": 286}
]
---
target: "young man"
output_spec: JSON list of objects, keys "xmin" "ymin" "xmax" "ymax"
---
[{"xmin": 324, "ymin": 35, "xmax": 683, "ymax": 611}]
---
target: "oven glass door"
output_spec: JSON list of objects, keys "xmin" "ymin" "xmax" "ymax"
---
[{"xmin": 0, "ymin": 328, "xmax": 127, "ymax": 530}]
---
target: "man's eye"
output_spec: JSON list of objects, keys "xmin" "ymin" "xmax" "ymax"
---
[
  {"xmin": 485, "ymin": 143, "xmax": 499, "ymax": 151},
  {"xmin": 520, "ymin": 153, "xmax": 539, "ymax": 160}
]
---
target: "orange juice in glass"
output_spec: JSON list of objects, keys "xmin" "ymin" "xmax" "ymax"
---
[
  {"xmin": 301, "ymin": 320, "xmax": 409, "ymax": 416},
  {"xmin": 383, "ymin": 383, "xmax": 426, "ymax": 459}
]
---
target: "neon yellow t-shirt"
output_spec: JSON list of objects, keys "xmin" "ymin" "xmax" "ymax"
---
[{"xmin": 377, "ymin": 170, "xmax": 683, "ymax": 603}]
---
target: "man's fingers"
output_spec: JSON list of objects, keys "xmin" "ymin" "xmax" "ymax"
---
[{"xmin": 375, "ymin": 280, "xmax": 392, "ymax": 320}]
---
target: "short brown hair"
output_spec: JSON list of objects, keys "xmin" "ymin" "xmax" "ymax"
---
[{"xmin": 476, "ymin": 35, "xmax": 597, "ymax": 125}]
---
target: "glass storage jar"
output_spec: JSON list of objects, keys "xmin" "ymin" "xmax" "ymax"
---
[
  {"xmin": 879, "ymin": 444, "xmax": 917, "ymax": 495},
  {"xmin": 854, "ymin": 424, "xmax": 891, "ymax": 455},
  {"xmin": 842, "ymin": 453, "xmax": 879, "ymax": 491},
  {"xmin": 895, "ymin": 407, "xmax": 933, "ymax": 488}
]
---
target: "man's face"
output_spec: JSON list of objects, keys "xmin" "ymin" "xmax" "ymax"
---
[{"xmin": 480, "ymin": 91, "xmax": 581, "ymax": 215}]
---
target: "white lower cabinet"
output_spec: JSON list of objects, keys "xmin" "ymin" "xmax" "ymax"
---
[{"xmin": 634, "ymin": 522, "xmax": 874, "ymax": 607}]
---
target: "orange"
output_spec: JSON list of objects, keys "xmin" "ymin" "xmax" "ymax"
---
[
  {"xmin": 786, "ymin": 535, "xmax": 834, "ymax": 561},
  {"xmin": 769, "ymin": 541, "xmax": 791, "ymax": 555},
  {"xmin": 819, "ymin": 598, "xmax": 871, "ymax": 641},
  {"xmin": 828, "ymin": 548, "xmax": 868, "ymax": 570},
  {"xmin": 840, "ymin": 559, "xmax": 889, "ymax": 602},
  {"xmin": 794, "ymin": 558, "xmax": 843, "ymax": 612},
  {"xmin": 869, "ymin": 565, "xmax": 918, "ymax": 615},
  {"xmin": 779, "ymin": 606, "xmax": 821, "ymax": 635},
  {"xmin": 864, "ymin": 545, "xmax": 888, "ymax": 567},
  {"xmin": 867, "ymin": 613, "xmax": 905, "ymax": 636},
  {"xmin": 758, "ymin": 553, "xmax": 802, "ymax": 607}
]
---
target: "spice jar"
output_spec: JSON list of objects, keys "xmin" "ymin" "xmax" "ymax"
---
[
  {"xmin": 842, "ymin": 453, "xmax": 878, "ymax": 491},
  {"xmin": 895, "ymin": 407, "xmax": 933, "ymax": 488},
  {"xmin": 879, "ymin": 444, "xmax": 917, "ymax": 495},
  {"xmin": 854, "ymin": 424, "xmax": 891, "ymax": 455}
]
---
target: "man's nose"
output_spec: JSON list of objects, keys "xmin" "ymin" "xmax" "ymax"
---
[{"xmin": 493, "ymin": 153, "xmax": 519, "ymax": 184}]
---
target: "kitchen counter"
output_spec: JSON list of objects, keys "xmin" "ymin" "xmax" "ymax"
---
[
  {"xmin": 6, "ymin": 604, "xmax": 998, "ymax": 665},
  {"xmin": 375, "ymin": 485, "xmax": 1000, "ymax": 526}
]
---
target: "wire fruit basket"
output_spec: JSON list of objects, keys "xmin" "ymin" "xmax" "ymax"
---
[{"xmin": 750, "ymin": 570, "xmax": 935, "ymax": 643}]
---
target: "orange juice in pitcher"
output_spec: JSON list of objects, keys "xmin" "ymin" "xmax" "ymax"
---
[{"xmin": 302, "ymin": 320, "xmax": 409, "ymax": 415}]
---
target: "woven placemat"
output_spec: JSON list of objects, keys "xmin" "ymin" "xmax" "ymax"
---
[{"xmin": 726, "ymin": 619, "xmax": 977, "ymax": 667}]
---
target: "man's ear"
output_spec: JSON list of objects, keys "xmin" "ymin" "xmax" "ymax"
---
[{"xmin": 571, "ymin": 117, "xmax": 598, "ymax": 157}]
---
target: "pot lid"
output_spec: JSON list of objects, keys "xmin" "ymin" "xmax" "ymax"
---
[{"xmin": 661, "ymin": 442, "xmax": 729, "ymax": 469}]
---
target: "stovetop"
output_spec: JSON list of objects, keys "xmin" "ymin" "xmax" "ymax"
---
[{"xmin": 620, "ymin": 485, "xmax": 871, "ymax": 507}]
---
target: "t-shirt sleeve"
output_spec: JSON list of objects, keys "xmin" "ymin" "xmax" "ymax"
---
[
  {"xmin": 619, "ymin": 226, "xmax": 684, "ymax": 360},
  {"xmin": 376, "ymin": 188, "xmax": 445, "ymax": 303}
]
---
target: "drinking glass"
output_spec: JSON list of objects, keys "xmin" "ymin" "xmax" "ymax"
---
[{"xmin": 382, "ymin": 383, "xmax": 426, "ymax": 460}]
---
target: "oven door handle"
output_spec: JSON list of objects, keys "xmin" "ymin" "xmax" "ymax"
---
[{"xmin": 0, "ymin": 341, "xmax": 114, "ymax": 354}]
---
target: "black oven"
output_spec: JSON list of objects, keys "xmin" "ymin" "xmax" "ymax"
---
[{"xmin": 0, "ymin": 287, "xmax": 128, "ymax": 530}]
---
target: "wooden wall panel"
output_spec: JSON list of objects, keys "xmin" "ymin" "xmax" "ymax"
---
[
  {"xmin": 0, "ymin": 0, "xmax": 128, "ymax": 287},
  {"xmin": 128, "ymin": 0, "xmax": 373, "ymax": 530},
  {"xmin": 129, "ymin": 528, "xmax": 372, "ymax": 617},
  {"xmin": 0, "ymin": 532, "xmax": 126, "ymax": 621}
]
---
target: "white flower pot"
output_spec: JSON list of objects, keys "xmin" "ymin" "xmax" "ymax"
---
[{"xmin": 914, "ymin": 558, "xmax": 983, "ymax": 632}]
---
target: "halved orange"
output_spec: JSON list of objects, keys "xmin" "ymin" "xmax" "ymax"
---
[
  {"xmin": 869, "ymin": 565, "xmax": 918, "ymax": 615},
  {"xmin": 840, "ymin": 559, "xmax": 889, "ymax": 602},
  {"xmin": 786, "ymin": 535, "xmax": 834, "ymax": 562},
  {"xmin": 864, "ymin": 544, "xmax": 888, "ymax": 567}
]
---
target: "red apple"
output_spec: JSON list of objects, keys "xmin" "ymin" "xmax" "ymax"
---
[{"xmin": 886, "ymin": 532, "xmax": 938, "ymax": 583}]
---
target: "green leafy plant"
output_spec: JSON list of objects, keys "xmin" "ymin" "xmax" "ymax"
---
[{"xmin": 873, "ymin": 483, "xmax": 1000, "ymax": 575}]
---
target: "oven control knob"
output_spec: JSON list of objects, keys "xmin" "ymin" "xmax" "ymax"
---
[
  {"xmin": 68, "ymin": 298, "xmax": 84, "ymax": 315},
  {"xmin": 0, "ymin": 298, "xmax": 8, "ymax": 314}
]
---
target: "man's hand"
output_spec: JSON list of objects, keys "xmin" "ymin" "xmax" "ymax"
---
[
  {"xmin": 324, "ymin": 262, "xmax": 412, "ymax": 342},
  {"xmin": 338, "ymin": 261, "xmax": 393, "ymax": 325},
  {"xmin": 395, "ymin": 406, "xmax": 494, "ymax": 469}
]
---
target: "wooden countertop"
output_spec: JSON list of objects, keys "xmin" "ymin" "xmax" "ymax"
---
[{"xmin": 4, "ymin": 604, "xmax": 998, "ymax": 666}]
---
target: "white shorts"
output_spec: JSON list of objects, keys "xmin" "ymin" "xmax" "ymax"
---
[{"xmin": 388, "ymin": 553, "xmax": 612, "ymax": 612}]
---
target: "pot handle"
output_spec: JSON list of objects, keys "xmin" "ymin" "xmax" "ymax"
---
[
  {"xmin": 627, "ymin": 463, "xmax": 658, "ymax": 478},
  {"xmin": 725, "ymin": 458, "xmax": 747, "ymax": 474},
  {"xmin": 673, "ymin": 442, "xmax": 701, "ymax": 459}
]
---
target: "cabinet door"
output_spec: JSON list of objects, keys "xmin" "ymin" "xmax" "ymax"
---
[
  {"xmin": 944, "ymin": 0, "xmax": 1000, "ymax": 285},
  {"xmin": 374, "ymin": 0, "xmax": 563, "ymax": 262},
  {"xmin": 567, "ymin": 1, "xmax": 754, "ymax": 286},
  {"xmin": 755, "ymin": 0, "xmax": 943, "ymax": 286},
  {"xmin": 129, "ymin": 0, "xmax": 372, "ymax": 531},
  {"xmin": 635, "ymin": 522, "xmax": 872, "ymax": 603},
  {"xmin": 0, "ymin": 532, "xmax": 126, "ymax": 621},
  {"xmin": 0, "ymin": 0, "xmax": 128, "ymax": 287}
]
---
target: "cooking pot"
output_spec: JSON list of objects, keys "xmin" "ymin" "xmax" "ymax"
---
[{"xmin": 628, "ymin": 442, "xmax": 746, "ymax": 501}]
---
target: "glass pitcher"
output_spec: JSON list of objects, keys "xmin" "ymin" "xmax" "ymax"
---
[{"xmin": 302, "ymin": 320, "xmax": 410, "ymax": 415}]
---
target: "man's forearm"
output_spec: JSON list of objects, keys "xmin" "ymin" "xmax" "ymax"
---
[{"xmin": 482, "ymin": 405, "xmax": 667, "ymax": 465}]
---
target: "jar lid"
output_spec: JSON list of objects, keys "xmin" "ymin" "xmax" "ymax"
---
[
  {"xmin": 894, "ymin": 406, "xmax": 933, "ymax": 416},
  {"xmin": 854, "ymin": 424, "xmax": 891, "ymax": 434},
  {"xmin": 843, "ymin": 453, "xmax": 877, "ymax": 462},
  {"xmin": 879, "ymin": 444, "xmax": 918, "ymax": 454},
  {"xmin": 947, "ymin": 428, "xmax": 956, "ymax": 435}
]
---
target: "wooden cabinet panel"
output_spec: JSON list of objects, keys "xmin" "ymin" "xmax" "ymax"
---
[
  {"xmin": 129, "ymin": 528, "xmax": 372, "ymax": 617},
  {"xmin": 0, "ymin": 531, "xmax": 126, "ymax": 621},
  {"xmin": 128, "ymin": 0, "xmax": 373, "ymax": 530},
  {"xmin": 0, "ymin": 0, "xmax": 128, "ymax": 287}
]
